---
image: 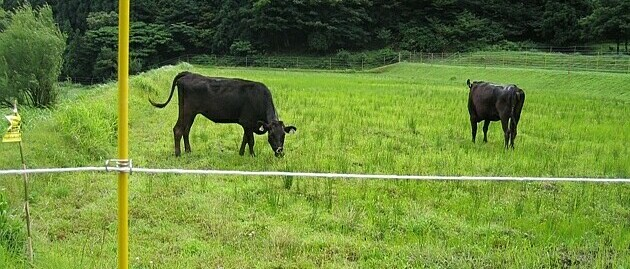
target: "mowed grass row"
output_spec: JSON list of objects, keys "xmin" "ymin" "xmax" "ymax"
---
[{"xmin": 0, "ymin": 63, "xmax": 629, "ymax": 267}]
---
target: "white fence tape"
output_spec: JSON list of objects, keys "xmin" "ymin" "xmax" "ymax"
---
[{"xmin": 0, "ymin": 166, "xmax": 629, "ymax": 183}]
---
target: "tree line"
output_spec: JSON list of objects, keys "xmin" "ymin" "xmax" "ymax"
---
[{"xmin": 1, "ymin": 0, "xmax": 629, "ymax": 86}]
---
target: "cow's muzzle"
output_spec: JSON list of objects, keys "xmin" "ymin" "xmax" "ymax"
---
[{"xmin": 274, "ymin": 147, "xmax": 284, "ymax": 158}]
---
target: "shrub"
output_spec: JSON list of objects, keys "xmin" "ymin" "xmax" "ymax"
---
[
  {"xmin": 230, "ymin": 40, "xmax": 257, "ymax": 56},
  {"xmin": 0, "ymin": 4, "xmax": 66, "ymax": 108}
]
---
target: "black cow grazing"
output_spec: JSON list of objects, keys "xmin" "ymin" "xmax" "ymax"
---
[
  {"xmin": 149, "ymin": 71, "xmax": 297, "ymax": 157},
  {"xmin": 466, "ymin": 79, "xmax": 525, "ymax": 149}
]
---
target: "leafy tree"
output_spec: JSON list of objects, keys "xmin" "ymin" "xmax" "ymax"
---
[
  {"xmin": 230, "ymin": 40, "xmax": 257, "ymax": 56},
  {"xmin": 5, "ymin": 0, "xmax": 628, "ymax": 84},
  {"xmin": 65, "ymin": 11, "xmax": 179, "ymax": 83},
  {"xmin": 0, "ymin": 4, "xmax": 9, "ymax": 31},
  {"xmin": 581, "ymin": 0, "xmax": 630, "ymax": 53},
  {"xmin": 540, "ymin": 0, "xmax": 592, "ymax": 46},
  {"xmin": 92, "ymin": 46, "xmax": 117, "ymax": 80},
  {"xmin": 0, "ymin": 3, "xmax": 66, "ymax": 108}
]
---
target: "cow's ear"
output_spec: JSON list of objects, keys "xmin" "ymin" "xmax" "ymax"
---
[
  {"xmin": 257, "ymin": 121, "xmax": 268, "ymax": 132},
  {"xmin": 284, "ymin": 126, "xmax": 297, "ymax": 134},
  {"xmin": 466, "ymin": 79, "xmax": 472, "ymax": 89}
]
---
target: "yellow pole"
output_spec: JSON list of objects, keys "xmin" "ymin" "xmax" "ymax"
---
[{"xmin": 117, "ymin": 0, "xmax": 130, "ymax": 268}]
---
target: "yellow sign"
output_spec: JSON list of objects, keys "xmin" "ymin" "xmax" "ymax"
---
[{"xmin": 2, "ymin": 113, "xmax": 21, "ymax": 143}]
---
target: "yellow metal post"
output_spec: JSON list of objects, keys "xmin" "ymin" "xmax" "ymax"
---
[{"xmin": 117, "ymin": 0, "xmax": 130, "ymax": 268}]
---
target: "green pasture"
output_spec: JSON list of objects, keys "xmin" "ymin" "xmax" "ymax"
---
[{"xmin": 0, "ymin": 63, "xmax": 629, "ymax": 267}]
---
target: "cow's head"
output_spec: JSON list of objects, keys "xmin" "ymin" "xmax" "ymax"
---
[
  {"xmin": 258, "ymin": 120, "xmax": 297, "ymax": 157},
  {"xmin": 467, "ymin": 79, "xmax": 485, "ymax": 90}
]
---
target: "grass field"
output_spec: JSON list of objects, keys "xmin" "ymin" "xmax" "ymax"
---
[{"xmin": 1, "ymin": 63, "xmax": 629, "ymax": 268}]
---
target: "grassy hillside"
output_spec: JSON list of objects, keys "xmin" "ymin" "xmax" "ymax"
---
[{"xmin": 1, "ymin": 63, "xmax": 629, "ymax": 267}]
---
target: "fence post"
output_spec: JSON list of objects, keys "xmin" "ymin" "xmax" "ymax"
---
[
  {"xmin": 525, "ymin": 54, "xmax": 528, "ymax": 66},
  {"xmin": 245, "ymin": 56, "xmax": 248, "ymax": 67},
  {"xmin": 398, "ymin": 52, "xmax": 401, "ymax": 63},
  {"xmin": 420, "ymin": 52, "xmax": 423, "ymax": 64},
  {"xmin": 361, "ymin": 58, "xmax": 364, "ymax": 70},
  {"xmin": 595, "ymin": 51, "xmax": 601, "ymax": 70},
  {"xmin": 330, "ymin": 57, "xmax": 332, "ymax": 69}
]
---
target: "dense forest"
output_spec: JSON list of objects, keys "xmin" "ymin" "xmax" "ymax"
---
[{"xmin": 1, "ymin": 0, "xmax": 629, "ymax": 83}]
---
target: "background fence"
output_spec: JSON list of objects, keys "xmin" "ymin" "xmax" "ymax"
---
[
  {"xmin": 406, "ymin": 51, "xmax": 630, "ymax": 74},
  {"xmin": 183, "ymin": 54, "xmax": 400, "ymax": 71},
  {"xmin": 170, "ymin": 48, "xmax": 630, "ymax": 74}
]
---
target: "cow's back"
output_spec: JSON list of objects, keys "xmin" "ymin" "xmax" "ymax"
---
[{"xmin": 177, "ymin": 74, "xmax": 272, "ymax": 124}]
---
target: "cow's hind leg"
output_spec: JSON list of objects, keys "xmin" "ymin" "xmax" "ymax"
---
[
  {"xmin": 470, "ymin": 118, "xmax": 478, "ymax": 143},
  {"xmin": 173, "ymin": 122, "xmax": 184, "ymax": 157},
  {"xmin": 173, "ymin": 114, "xmax": 194, "ymax": 157},
  {"xmin": 500, "ymin": 118, "xmax": 510, "ymax": 149},
  {"xmin": 482, "ymin": 120, "xmax": 490, "ymax": 143},
  {"xmin": 509, "ymin": 121, "xmax": 518, "ymax": 149},
  {"xmin": 183, "ymin": 115, "xmax": 196, "ymax": 153}
]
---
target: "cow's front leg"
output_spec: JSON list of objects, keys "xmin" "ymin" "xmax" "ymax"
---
[
  {"xmin": 246, "ymin": 130, "xmax": 256, "ymax": 156},
  {"xmin": 239, "ymin": 131, "xmax": 248, "ymax": 156},
  {"xmin": 482, "ymin": 120, "xmax": 490, "ymax": 143}
]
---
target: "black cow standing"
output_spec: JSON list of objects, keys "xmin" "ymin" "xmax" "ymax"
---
[
  {"xmin": 466, "ymin": 79, "xmax": 525, "ymax": 149},
  {"xmin": 150, "ymin": 71, "xmax": 297, "ymax": 157}
]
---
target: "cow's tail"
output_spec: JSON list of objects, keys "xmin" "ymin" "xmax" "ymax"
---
[{"xmin": 149, "ymin": 72, "xmax": 188, "ymax": 108}]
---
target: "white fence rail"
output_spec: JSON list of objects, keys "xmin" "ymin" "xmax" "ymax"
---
[{"xmin": 1, "ymin": 166, "xmax": 629, "ymax": 183}]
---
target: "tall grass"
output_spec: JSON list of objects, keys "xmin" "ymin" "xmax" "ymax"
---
[{"xmin": 0, "ymin": 63, "xmax": 629, "ymax": 267}]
